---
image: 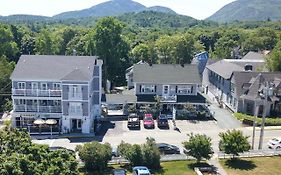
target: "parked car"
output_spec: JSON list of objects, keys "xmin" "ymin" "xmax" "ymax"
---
[
  {"xmin": 132, "ymin": 166, "xmax": 151, "ymax": 175},
  {"xmin": 157, "ymin": 115, "xmax": 169, "ymax": 128},
  {"xmin": 156, "ymin": 143, "xmax": 180, "ymax": 154},
  {"xmin": 143, "ymin": 114, "xmax": 155, "ymax": 129},
  {"xmin": 267, "ymin": 138, "xmax": 281, "ymax": 149},
  {"xmin": 127, "ymin": 113, "xmax": 140, "ymax": 129},
  {"xmin": 112, "ymin": 169, "xmax": 126, "ymax": 175}
]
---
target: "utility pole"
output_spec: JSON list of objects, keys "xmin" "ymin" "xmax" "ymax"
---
[
  {"xmin": 258, "ymin": 100, "xmax": 267, "ymax": 149},
  {"xmin": 251, "ymin": 104, "xmax": 259, "ymax": 150},
  {"xmin": 258, "ymin": 84, "xmax": 269, "ymax": 150}
]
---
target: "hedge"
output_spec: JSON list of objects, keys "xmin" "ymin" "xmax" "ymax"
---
[{"xmin": 234, "ymin": 113, "xmax": 281, "ymax": 126}]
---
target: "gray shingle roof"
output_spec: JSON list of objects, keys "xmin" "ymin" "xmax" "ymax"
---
[
  {"xmin": 103, "ymin": 94, "xmax": 137, "ymax": 104},
  {"xmin": 133, "ymin": 64, "xmax": 201, "ymax": 84},
  {"xmin": 224, "ymin": 59, "xmax": 266, "ymax": 72},
  {"xmin": 11, "ymin": 55, "xmax": 99, "ymax": 81},
  {"xmin": 232, "ymin": 71, "xmax": 281, "ymax": 99},
  {"xmin": 206, "ymin": 60, "xmax": 244, "ymax": 79},
  {"xmin": 242, "ymin": 51, "xmax": 265, "ymax": 60}
]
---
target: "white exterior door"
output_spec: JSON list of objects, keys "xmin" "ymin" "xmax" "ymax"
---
[
  {"xmin": 163, "ymin": 85, "xmax": 169, "ymax": 96},
  {"xmin": 32, "ymin": 82, "xmax": 38, "ymax": 89}
]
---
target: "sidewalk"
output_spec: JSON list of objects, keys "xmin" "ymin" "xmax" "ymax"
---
[
  {"xmin": 208, "ymin": 156, "xmax": 228, "ymax": 175},
  {"xmin": 31, "ymin": 133, "xmax": 96, "ymax": 140},
  {"xmin": 245, "ymin": 126, "xmax": 281, "ymax": 131}
]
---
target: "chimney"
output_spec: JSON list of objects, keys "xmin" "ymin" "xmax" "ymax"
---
[{"xmin": 244, "ymin": 64, "xmax": 253, "ymax": 71}]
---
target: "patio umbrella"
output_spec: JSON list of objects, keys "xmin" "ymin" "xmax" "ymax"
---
[
  {"xmin": 34, "ymin": 119, "xmax": 45, "ymax": 135},
  {"xmin": 33, "ymin": 119, "xmax": 45, "ymax": 125},
  {"xmin": 45, "ymin": 119, "xmax": 57, "ymax": 138}
]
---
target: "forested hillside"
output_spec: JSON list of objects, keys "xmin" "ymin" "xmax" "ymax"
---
[
  {"xmin": 208, "ymin": 0, "xmax": 281, "ymax": 22},
  {"xmin": 1, "ymin": 15, "xmax": 281, "ymax": 112}
]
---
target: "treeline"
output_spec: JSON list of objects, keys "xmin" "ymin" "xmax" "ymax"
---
[{"xmin": 1, "ymin": 17, "xmax": 281, "ymax": 112}]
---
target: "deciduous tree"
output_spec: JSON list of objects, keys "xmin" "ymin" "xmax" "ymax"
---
[
  {"xmin": 219, "ymin": 129, "xmax": 251, "ymax": 158},
  {"xmin": 76, "ymin": 142, "xmax": 112, "ymax": 171},
  {"xmin": 182, "ymin": 133, "xmax": 213, "ymax": 162}
]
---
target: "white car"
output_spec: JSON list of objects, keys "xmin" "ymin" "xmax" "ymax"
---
[
  {"xmin": 267, "ymin": 138, "xmax": 281, "ymax": 149},
  {"xmin": 132, "ymin": 166, "xmax": 151, "ymax": 175}
]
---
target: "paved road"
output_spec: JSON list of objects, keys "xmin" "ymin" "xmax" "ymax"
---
[
  {"xmin": 208, "ymin": 103, "xmax": 241, "ymax": 129},
  {"xmin": 201, "ymin": 92, "xmax": 242, "ymax": 129}
]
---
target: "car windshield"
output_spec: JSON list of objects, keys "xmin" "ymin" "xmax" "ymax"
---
[
  {"xmin": 144, "ymin": 117, "xmax": 153, "ymax": 121},
  {"xmin": 129, "ymin": 114, "xmax": 137, "ymax": 118},
  {"xmin": 159, "ymin": 118, "xmax": 167, "ymax": 122}
]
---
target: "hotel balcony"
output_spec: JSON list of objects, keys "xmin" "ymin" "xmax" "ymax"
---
[
  {"xmin": 14, "ymin": 105, "xmax": 62, "ymax": 113},
  {"xmin": 12, "ymin": 89, "xmax": 62, "ymax": 97}
]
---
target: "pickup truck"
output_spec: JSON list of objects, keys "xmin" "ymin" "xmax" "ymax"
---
[{"xmin": 127, "ymin": 113, "xmax": 140, "ymax": 129}]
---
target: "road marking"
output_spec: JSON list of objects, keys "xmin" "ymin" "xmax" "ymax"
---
[{"xmin": 48, "ymin": 139, "xmax": 55, "ymax": 147}]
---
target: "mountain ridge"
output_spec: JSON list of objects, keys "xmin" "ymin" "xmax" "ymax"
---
[
  {"xmin": 53, "ymin": 0, "xmax": 177, "ymax": 19},
  {"xmin": 207, "ymin": 0, "xmax": 281, "ymax": 22}
]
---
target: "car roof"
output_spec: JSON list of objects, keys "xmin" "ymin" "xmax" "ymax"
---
[
  {"xmin": 133, "ymin": 166, "xmax": 150, "ymax": 174},
  {"xmin": 133, "ymin": 166, "xmax": 149, "ymax": 170},
  {"xmin": 129, "ymin": 113, "xmax": 138, "ymax": 117},
  {"xmin": 158, "ymin": 115, "xmax": 167, "ymax": 119},
  {"xmin": 145, "ymin": 114, "xmax": 152, "ymax": 117},
  {"xmin": 156, "ymin": 143, "xmax": 169, "ymax": 147},
  {"xmin": 113, "ymin": 169, "xmax": 126, "ymax": 175}
]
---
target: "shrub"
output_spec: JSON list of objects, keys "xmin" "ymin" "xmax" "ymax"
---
[
  {"xmin": 117, "ymin": 137, "xmax": 161, "ymax": 170},
  {"xmin": 234, "ymin": 113, "xmax": 281, "ymax": 126},
  {"xmin": 142, "ymin": 137, "xmax": 161, "ymax": 169},
  {"xmin": 76, "ymin": 142, "xmax": 112, "ymax": 171}
]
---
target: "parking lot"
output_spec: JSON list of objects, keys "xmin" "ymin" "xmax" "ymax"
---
[
  {"xmin": 102, "ymin": 120, "xmax": 225, "ymax": 152},
  {"xmin": 33, "ymin": 119, "xmax": 224, "ymax": 152},
  {"xmin": 32, "ymin": 117, "xmax": 281, "ymax": 156}
]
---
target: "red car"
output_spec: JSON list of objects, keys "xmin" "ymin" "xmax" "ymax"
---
[{"xmin": 143, "ymin": 114, "xmax": 155, "ymax": 129}]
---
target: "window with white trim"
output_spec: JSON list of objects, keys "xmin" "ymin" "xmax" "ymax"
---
[
  {"xmin": 18, "ymin": 82, "xmax": 26, "ymax": 89},
  {"xmin": 53, "ymin": 83, "xmax": 61, "ymax": 90},
  {"xmin": 69, "ymin": 102, "xmax": 82, "ymax": 115},
  {"xmin": 177, "ymin": 85, "xmax": 192, "ymax": 94},
  {"xmin": 18, "ymin": 99, "xmax": 25, "ymax": 105},
  {"xmin": 41, "ymin": 83, "xmax": 47, "ymax": 90},
  {"xmin": 141, "ymin": 85, "xmax": 156, "ymax": 93},
  {"xmin": 31, "ymin": 82, "xmax": 38, "ymax": 89},
  {"xmin": 230, "ymin": 83, "xmax": 235, "ymax": 92},
  {"xmin": 54, "ymin": 100, "xmax": 61, "ymax": 106}
]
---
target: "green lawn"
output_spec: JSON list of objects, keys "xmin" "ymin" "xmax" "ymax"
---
[
  {"xmin": 80, "ymin": 160, "xmax": 207, "ymax": 175},
  {"xmin": 220, "ymin": 156, "xmax": 281, "ymax": 175}
]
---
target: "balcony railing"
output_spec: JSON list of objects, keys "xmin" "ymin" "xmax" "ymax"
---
[
  {"xmin": 159, "ymin": 95, "xmax": 177, "ymax": 103},
  {"xmin": 12, "ymin": 89, "xmax": 62, "ymax": 97},
  {"xmin": 14, "ymin": 105, "xmax": 62, "ymax": 113}
]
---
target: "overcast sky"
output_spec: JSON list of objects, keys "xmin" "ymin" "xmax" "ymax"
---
[{"xmin": 0, "ymin": 0, "xmax": 236, "ymax": 20}]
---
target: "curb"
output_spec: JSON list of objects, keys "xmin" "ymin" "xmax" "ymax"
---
[{"xmin": 245, "ymin": 127, "xmax": 281, "ymax": 131}]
